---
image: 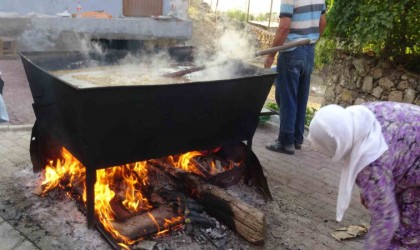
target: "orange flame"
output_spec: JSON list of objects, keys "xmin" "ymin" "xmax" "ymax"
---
[
  {"xmin": 40, "ymin": 146, "xmax": 236, "ymax": 246},
  {"xmin": 41, "ymin": 148, "xmax": 86, "ymax": 196},
  {"xmin": 166, "ymin": 149, "xmax": 240, "ymax": 177},
  {"xmin": 147, "ymin": 212, "xmax": 184, "ymax": 237},
  {"xmin": 41, "ymin": 148, "xmax": 154, "ymax": 245},
  {"xmin": 167, "ymin": 151, "xmax": 204, "ymax": 176}
]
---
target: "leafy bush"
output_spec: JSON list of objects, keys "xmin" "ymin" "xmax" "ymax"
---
[
  {"xmin": 314, "ymin": 37, "xmax": 337, "ymax": 69},
  {"xmin": 327, "ymin": 0, "xmax": 419, "ymax": 71}
]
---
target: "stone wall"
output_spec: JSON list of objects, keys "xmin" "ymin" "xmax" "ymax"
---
[
  {"xmin": 323, "ymin": 52, "xmax": 419, "ymax": 107},
  {"xmin": 249, "ymin": 25, "xmax": 274, "ymax": 50}
]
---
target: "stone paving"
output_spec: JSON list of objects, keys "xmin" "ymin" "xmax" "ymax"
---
[
  {"xmin": 0, "ymin": 58, "xmax": 35, "ymax": 125},
  {"xmin": 0, "ymin": 127, "xmax": 39, "ymax": 250}
]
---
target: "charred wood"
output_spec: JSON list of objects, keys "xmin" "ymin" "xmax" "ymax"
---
[
  {"xmin": 109, "ymin": 197, "xmax": 133, "ymax": 222},
  {"xmin": 148, "ymin": 159, "xmax": 266, "ymax": 244},
  {"xmin": 196, "ymin": 184, "xmax": 266, "ymax": 245},
  {"xmin": 186, "ymin": 212, "xmax": 216, "ymax": 228},
  {"xmin": 111, "ymin": 206, "xmax": 182, "ymax": 241},
  {"xmin": 148, "ymin": 192, "xmax": 166, "ymax": 207},
  {"xmin": 189, "ymin": 158, "xmax": 213, "ymax": 179},
  {"xmin": 208, "ymin": 165, "xmax": 244, "ymax": 188}
]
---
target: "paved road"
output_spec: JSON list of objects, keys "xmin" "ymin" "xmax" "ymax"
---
[{"xmin": 0, "ymin": 57, "xmax": 35, "ymax": 126}]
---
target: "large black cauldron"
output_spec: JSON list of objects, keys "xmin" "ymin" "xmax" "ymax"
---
[{"xmin": 20, "ymin": 49, "xmax": 276, "ymax": 227}]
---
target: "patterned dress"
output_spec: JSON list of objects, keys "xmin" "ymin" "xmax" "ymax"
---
[{"xmin": 356, "ymin": 102, "xmax": 420, "ymax": 249}]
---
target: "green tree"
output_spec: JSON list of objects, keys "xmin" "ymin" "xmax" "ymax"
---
[
  {"xmin": 225, "ymin": 10, "xmax": 248, "ymax": 22},
  {"xmin": 327, "ymin": 0, "xmax": 419, "ymax": 71}
]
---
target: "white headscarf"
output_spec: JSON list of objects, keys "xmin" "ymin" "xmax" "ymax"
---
[{"xmin": 308, "ymin": 104, "xmax": 388, "ymax": 221}]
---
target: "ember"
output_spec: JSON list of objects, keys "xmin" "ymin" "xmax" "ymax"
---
[{"xmin": 40, "ymin": 146, "xmax": 245, "ymax": 248}]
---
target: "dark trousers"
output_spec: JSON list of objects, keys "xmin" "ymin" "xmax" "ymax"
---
[{"xmin": 275, "ymin": 44, "xmax": 315, "ymax": 145}]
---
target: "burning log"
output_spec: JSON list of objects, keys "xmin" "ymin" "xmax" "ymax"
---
[
  {"xmin": 148, "ymin": 192, "xmax": 167, "ymax": 207},
  {"xmin": 196, "ymin": 184, "xmax": 266, "ymax": 244},
  {"xmin": 189, "ymin": 158, "xmax": 213, "ymax": 179},
  {"xmin": 109, "ymin": 197, "xmax": 133, "ymax": 222},
  {"xmin": 157, "ymin": 189, "xmax": 206, "ymax": 214},
  {"xmin": 208, "ymin": 165, "xmax": 244, "ymax": 188},
  {"xmin": 111, "ymin": 206, "xmax": 183, "ymax": 240},
  {"xmin": 149, "ymin": 159, "xmax": 266, "ymax": 245}
]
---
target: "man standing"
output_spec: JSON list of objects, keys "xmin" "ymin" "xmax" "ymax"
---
[{"xmin": 264, "ymin": 0, "xmax": 327, "ymax": 155}]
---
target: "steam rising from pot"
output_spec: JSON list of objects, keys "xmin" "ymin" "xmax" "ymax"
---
[{"xmin": 46, "ymin": 26, "xmax": 259, "ymax": 86}]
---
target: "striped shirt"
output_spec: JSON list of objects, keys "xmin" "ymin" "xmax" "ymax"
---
[{"xmin": 280, "ymin": 0, "xmax": 326, "ymax": 44}]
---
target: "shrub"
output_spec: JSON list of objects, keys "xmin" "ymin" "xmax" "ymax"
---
[
  {"xmin": 314, "ymin": 37, "xmax": 337, "ymax": 69},
  {"xmin": 327, "ymin": 0, "xmax": 419, "ymax": 71}
]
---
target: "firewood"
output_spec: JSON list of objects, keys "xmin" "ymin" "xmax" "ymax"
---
[
  {"xmin": 208, "ymin": 165, "xmax": 244, "ymax": 188},
  {"xmin": 157, "ymin": 190, "xmax": 205, "ymax": 213},
  {"xmin": 215, "ymin": 159, "xmax": 223, "ymax": 173},
  {"xmin": 148, "ymin": 159, "xmax": 192, "ymax": 180},
  {"xmin": 148, "ymin": 159, "xmax": 202, "ymax": 190},
  {"xmin": 189, "ymin": 158, "xmax": 213, "ymax": 179},
  {"xmin": 109, "ymin": 197, "xmax": 133, "ymax": 222},
  {"xmin": 111, "ymin": 206, "xmax": 182, "ymax": 240},
  {"xmin": 148, "ymin": 159, "xmax": 266, "ymax": 244},
  {"xmin": 186, "ymin": 213, "xmax": 216, "ymax": 228},
  {"xmin": 148, "ymin": 192, "xmax": 166, "ymax": 206},
  {"xmin": 196, "ymin": 184, "xmax": 266, "ymax": 245},
  {"xmin": 186, "ymin": 198, "xmax": 205, "ymax": 212}
]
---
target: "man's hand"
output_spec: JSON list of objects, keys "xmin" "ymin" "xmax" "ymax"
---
[{"xmin": 264, "ymin": 54, "xmax": 275, "ymax": 68}]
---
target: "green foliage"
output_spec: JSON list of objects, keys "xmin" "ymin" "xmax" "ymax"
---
[
  {"xmin": 305, "ymin": 107, "xmax": 318, "ymax": 127},
  {"xmin": 265, "ymin": 102, "xmax": 318, "ymax": 127},
  {"xmin": 314, "ymin": 37, "xmax": 337, "ymax": 69},
  {"xmin": 266, "ymin": 102, "xmax": 279, "ymax": 112},
  {"xmin": 327, "ymin": 0, "xmax": 419, "ymax": 70},
  {"xmin": 225, "ymin": 10, "xmax": 247, "ymax": 22}
]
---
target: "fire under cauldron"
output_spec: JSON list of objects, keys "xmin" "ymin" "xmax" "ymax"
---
[{"xmin": 19, "ymin": 47, "xmax": 277, "ymax": 246}]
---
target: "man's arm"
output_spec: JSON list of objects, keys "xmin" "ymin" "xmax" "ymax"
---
[
  {"xmin": 264, "ymin": 17, "xmax": 291, "ymax": 68},
  {"xmin": 319, "ymin": 14, "xmax": 327, "ymax": 38},
  {"xmin": 272, "ymin": 17, "xmax": 292, "ymax": 48}
]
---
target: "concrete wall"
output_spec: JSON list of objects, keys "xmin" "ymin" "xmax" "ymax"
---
[
  {"xmin": 0, "ymin": 0, "xmax": 193, "ymax": 52},
  {"xmin": 0, "ymin": 0, "xmax": 173, "ymax": 18},
  {"xmin": 0, "ymin": 16, "xmax": 192, "ymax": 51}
]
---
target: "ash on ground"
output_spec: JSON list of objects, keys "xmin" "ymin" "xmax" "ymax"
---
[{"xmin": 0, "ymin": 163, "xmax": 262, "ymax": 250}]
